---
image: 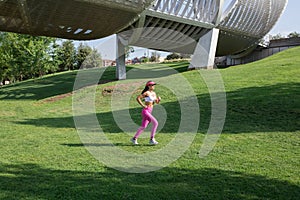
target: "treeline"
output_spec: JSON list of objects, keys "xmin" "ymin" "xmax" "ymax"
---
[
  {"xmin": 260, "ymin": 31, "xmax": 300, "ymax": 46},
  {"xmin": 0, "ymin": 32, "xmax": 102, "ymax": 84},
  {"xmin": 268, "ymin": 31, "xmax": 300, "ymax": 40}
]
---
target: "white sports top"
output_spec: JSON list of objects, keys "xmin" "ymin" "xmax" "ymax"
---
[{"xmin": 144, "ymin": 95, "xmax": 156, "ymax": 103}]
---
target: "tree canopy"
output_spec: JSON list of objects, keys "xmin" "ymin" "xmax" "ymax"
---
[{"xmin": 0, "ymin": 32, "xmax": 102, "ymax": 85}]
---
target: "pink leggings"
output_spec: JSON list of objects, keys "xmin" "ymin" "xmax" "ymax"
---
[{"xmin": 134, "ymin": 107, "xmax": 158, "ymax": 139}]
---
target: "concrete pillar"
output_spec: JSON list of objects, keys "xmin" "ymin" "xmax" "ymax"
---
[
  {"xmin": 116, "ymin": 35, "xmax": 126, "ymax": 80},
  {"xmin": 188, "ymin": 28, "xmax": 220, "ymax": 69}
]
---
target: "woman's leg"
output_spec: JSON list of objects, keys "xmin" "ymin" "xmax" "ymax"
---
[
  {"xmin": 134, "ymin": 115, "xmax": 150, "ymax": 139},
  {"xmin": 133, "ymin": 107, "xmax": 158, "ymax": 139},
  {"xmin": 143, "ymin": 110, "xmax": 158, "ymax": 139}
]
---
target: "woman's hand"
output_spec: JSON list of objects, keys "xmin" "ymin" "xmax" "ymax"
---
[{"xmin": 155, "ymin": 96, "xmax": 161, "ymax": 104}]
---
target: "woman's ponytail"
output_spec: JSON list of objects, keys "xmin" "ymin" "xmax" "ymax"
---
[{"xmin": 141, "ymin": 86, "xmax": 149, "ymax": 94}]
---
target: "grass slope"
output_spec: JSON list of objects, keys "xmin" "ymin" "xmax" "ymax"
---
[{"xmin": 0, "ymin": 47, "xmax": 299, "ymax": 199}]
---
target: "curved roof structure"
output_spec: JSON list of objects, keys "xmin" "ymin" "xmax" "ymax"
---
[
  {"xmin": 217, "ymin": 0, "xmax": 289, "ymax": 55},
  {"xmin": 0, "ymin": 0, "xmax": 154, "ymax": 40},
  {"xmin": 0, "ymin": 0, "xmax": 288, "ymax": 56}
]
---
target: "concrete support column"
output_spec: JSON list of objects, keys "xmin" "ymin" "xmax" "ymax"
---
[
  {"xmin": 116, "ymin": 35, "xmax": 126, "ymax": 80},
  {"xmin": 188, "ymin": 28, "xmax": 220, "ymax": 69}
]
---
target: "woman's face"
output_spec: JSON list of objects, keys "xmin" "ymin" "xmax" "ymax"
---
[{"xmin": 149, "ymin": 85, "xmax": 155, "ymax": 90}]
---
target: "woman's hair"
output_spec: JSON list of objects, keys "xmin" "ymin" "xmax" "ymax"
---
[
  {"xmin": 141, "ymin": 86, "xmax": 149, "ymax": 94},
  {"xmin": 141, "ymin": 80, "xmax": 156, "ymax": 94}
]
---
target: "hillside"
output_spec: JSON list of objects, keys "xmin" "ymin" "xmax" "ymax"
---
[{"xmin": 0, "ymin": 47, "xmax": 299, "ymax": 199}]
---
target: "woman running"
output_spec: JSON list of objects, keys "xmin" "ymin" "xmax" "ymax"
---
[{"xmin": 131, "ymin": 81, "xmax": 161, "ymax": 145}]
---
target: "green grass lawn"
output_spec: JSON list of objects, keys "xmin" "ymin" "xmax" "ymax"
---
[{"xmin": 0, "ymin": 47, "xmax": 299, "ymax": 199}]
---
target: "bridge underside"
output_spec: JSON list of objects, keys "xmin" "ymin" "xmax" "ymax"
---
[
  {"xmin": 0, "ymin": 0, "xmax": 153, "ymax": 40},
  {"xmin": 118, "ymin": 0, "xmax": 288, "ymax": 57},
  {"xmin": 118, "ymin": 15, "xmax": 259, "ymax": 57},
  {"xmin": 119, "ymin": 17, "xmax": 209, "ymax": 55}
]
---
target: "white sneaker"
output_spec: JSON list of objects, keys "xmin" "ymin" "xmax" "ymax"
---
[
  {"xmin": 149, "ymin": 138, "xmax": 158, "ymax": 145},
  {"xmin": 131, "ymin": 138, "xmax": 138, "ymax": 145}
]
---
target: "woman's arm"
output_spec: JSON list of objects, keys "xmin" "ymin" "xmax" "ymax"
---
[
  {"xmin": 155, "ymin": 97, "xmax": 161, "ymax": 104},
  {"xmin": 136, "ymin": 92, "xmax": 147, "ymax": 108},
  {"xmin": 155, "ymin": 92, "xmax": 161, "ymax": 104}
]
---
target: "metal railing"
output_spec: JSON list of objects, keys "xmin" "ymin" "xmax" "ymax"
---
[{"xmin": 150, "ymin": 0, "xmax": 221, "ymax": 24}]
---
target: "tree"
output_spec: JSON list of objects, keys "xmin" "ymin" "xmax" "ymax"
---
[
  {"xmin": 0, "ymin": 32, "xmax": 57, "ymax": 82},
  {"xmin": 179, "ymin": 53, "xmax": 191, "ymax": 59},
  {"xmin": 47, "ymin": 39, "xmax": 62, "ymax": 74},
  {"xmin": 76, "ymin": 43, "xmax": 93, "ymax": 69},
  {"xmin": 288, "ymin": 31, "xmax": 300, "ymax": 38},
  {"xmin": 125, "ymin": 46, "xmax": 134, "ymax": 59},
  {"xmin": 28, "ymin": 36, "xmax": 58, "ymax": 77},
  {"xmin": 150, "ymin": 51, "xmax": 161, "ymax": 62},
  {"xmin": 57, "ymin": 40, "xmax": 77, "ymax": 71},
  {"xmin": 149, "ymin": 55, "xmax": 156, "ymax": 62},
  {"xmin": 269, "ymin": 33, "xmax": 285, "ymax": 40},
  {"xmin": 166, "ymin": 52, "xmax": 181, "ymax": 60},
  {"xmin": 0, "ymin": 32, "xmax": 9, "ymax": 84},
  {"xmin": 81, "ymin": 48, "xmax": 102, "ymax": 69},
  {"xmin": 140, "ymin": 56, "xmax": 149, "ymax": 63}
]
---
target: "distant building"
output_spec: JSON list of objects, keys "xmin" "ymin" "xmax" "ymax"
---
[
  {"xmin": 219, "ymin": 37, "xmax": 300, "ymax": 67},
  {"xmin": 269, "ymin": 37, "xmax": 300, "ymax": 48},
  {"xmin": 102, "ymin": 59, "xmax": 116, "ymax": 67},
  {"xmin": 158, "ymin": 57, "xmax": 165, "ymax": 63},
  {"xmin": 126, "ymin": 60, "xmax": 133, "ymax": 65}
]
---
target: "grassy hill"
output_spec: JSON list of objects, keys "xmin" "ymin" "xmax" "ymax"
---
[{"xmin": 0, "ymin": 47, "xmax": 299, "ymax": 199}]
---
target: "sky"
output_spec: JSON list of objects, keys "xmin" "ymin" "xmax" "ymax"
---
[
  {"xmin": 80, "ymin": 0, "xmax": 300, "ymax": 60},
  {"xmin": 268, "ymin": 0, "xmax": 299, "ymax": 35}
]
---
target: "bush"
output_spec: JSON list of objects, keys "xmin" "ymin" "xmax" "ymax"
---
[{"xmin": 166, "ymin": 53, "xmax": 181, "ymax": 60}]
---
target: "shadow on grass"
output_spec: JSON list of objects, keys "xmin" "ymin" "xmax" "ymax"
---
[
  {"xmin": 222, "ymin": 82, "xmax": 300, "ymax": 133},
  {"xmin": 16, "ymin": 82, "xmax": 300, "ymax": 134},
  {"xmin": 0, "ymin": 163, "xmax": 299, "ymax": 199},
  {"xmin": 0, "ymin": 62, "xmax": 189, "ymax": 101},
  {"xmin": 0, "ymin": 68, "xmax": 116, "ymax": 101},
  {"xmin": 61, "ymin": 143, "xmax": 156, "ymax": 147}
]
